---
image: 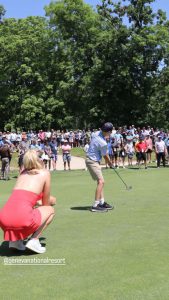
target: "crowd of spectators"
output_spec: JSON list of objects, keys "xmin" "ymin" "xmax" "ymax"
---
[{"xmin": 0, "ymin": 125, "xmax": 169, "ymax": 179}]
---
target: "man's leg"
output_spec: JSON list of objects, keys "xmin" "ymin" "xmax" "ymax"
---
[
  {"xmin": 95, "ymin": 178, "xmax": 104, "ymax": 202},
  {"xmin": 91, "ymin": 178, "xmax": 108, "ymax": 212},
  {"xmin": 143, "ymin": 153, "xmax": 147, "ymax": 169},
  {"xmin": 162, "ymin": 152, "xmax": 165, "ymax": 167},
  {"xmin": 63, "ymin": 155, "xmax": 66, "ymax": 170},
  {"xmin": 93, "ymin": 177, "xmax": 113, "ymax": 211},
  {"xmin": 137, "ymin": 152, "xmax": 141, "ymax": 168},
  {"xmin": 52, "ymin": 158, "xmax": 56, "ymax": 170},
  {"xmin": 86, "ymin": 158, "xmax": 113, "ymax": 212},
  {"xmin": 4, "ymin": 158, "xmax": 10, "ymax": 179},
  {"xmin": 68, "ymin": 157, "xmax": 71, "ymax": 170},
  {"xmin": 157, "ymin": 153, "xmax": 161, "ymax": 168},
  {"xmin": 86, "ymin": 159, "xmax": 107, "ymax": 212},
  {"xmin": 157, "ymin": 153, "xmax": 160, "ymax": 167},
  {"xmin": 1, "ymin": 158, "xmax": 6, "ymax": 179}
]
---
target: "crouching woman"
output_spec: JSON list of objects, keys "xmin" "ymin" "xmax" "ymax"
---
[{"xmin": 0, "ymin": 149, "xmax": 56, "ymax": 254}]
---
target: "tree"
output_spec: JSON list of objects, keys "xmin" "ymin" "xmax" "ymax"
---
[
  {"xmin": 0, "ymin": 5, "xmax": 6, "ymax": 23},
  {"xmin": 89, "ymin": 0, "xmax": 169, "ymax": 126},
  {"xmin": 0, "ymin": 0, "xmax": 169, "ymax": 130},
  {"xmin": 45, "ymin": 0, "xmax": 100, "ymax": 128},
  {"xmin": 0, "ymin": 16, "xmax": 53, "ymax": 130}
]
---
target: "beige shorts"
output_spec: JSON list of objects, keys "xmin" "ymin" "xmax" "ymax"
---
[{"xmin": 85, "ymin": 158, "xmax": 103, "ymax": 181}]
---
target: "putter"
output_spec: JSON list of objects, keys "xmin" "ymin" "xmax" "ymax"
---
[{"xmin": 112, "ymin": 167, "xmax": 132, "ymax": 190}]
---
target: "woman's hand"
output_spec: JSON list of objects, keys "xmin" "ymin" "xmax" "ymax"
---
[
  {"xmin": 35, "ymin": 195, "xmax": 56, "ymax": 207},
  {"xmin": 49, "ymin": 195, "xmax": 56, "ymax": 206}
]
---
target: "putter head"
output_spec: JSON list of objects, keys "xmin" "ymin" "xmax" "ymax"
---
[{"xmin": 126, "ymin": 186, "xmax": 132, "ymax": 191}]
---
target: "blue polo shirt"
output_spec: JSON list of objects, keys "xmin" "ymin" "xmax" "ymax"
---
[
  {"xmin": 87, "ymin": 131, "xmax": 108, "ymax": 162},
  {"xmin": 0, "ymin": 140, "xmax": 4, "ymax": 147}
]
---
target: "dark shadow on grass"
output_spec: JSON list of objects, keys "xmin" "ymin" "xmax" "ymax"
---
[
  {"xmin": 71, "ymin": 206, "xmax": 91, "ymax": 211},
  {"xmin": 39, "ymin": 237, "xmax": 46, "ymax": 247},
  {"xmin": 126, "ymin": 167, "xmax": 140, "ymax": 170},
  {"xmin": 0, "ymin": 242, "xmax": 34, "ymax": 256},
  {"xmin": 0, "ymin": 237, "xmax": 46, "ymax": 257},
  {"xmin": 146, "ymin": 165, "xmax": 158, "ymax": 169},
  {"xmin": 39, "ymin": 237, "xmax": 46, "ymax": 241}
]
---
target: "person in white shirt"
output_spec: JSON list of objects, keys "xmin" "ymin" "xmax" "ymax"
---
[
  {"xmin": 110, "ymin": 126, "xmax": 116, "ymax": 137},
  {"xmin": 84, "ymin": 142, "xmax": 89, "ymax": 154},
  {"xmin": 155, "ymin": 136, "xmax": 166, "ymax": 168},
  {"xmin": 124, "ymin": 140, "xmax": 135, "ymax": 166},
  {"xmin": 45, "ymin": 130, "xmax": 52, "ymax": 140},
  {"xmin": 10, "ymin": 131, "xmax": 17, "ymax": 147}
]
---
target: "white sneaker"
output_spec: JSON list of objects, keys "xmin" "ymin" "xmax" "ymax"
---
[
  {"xmin": 9, "ymin": 240, "xmax": 26, "ymax": 251},
  {"xmin": 26, "ymin": 239, "xmax": 46, "ymax": 254}
]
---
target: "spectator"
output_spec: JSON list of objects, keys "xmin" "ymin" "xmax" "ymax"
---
[
  {"xmin": 61, "ymin": 139, "xmax": 71, "ymax": 171},
  {"xmin": 0, "ymin": 142, "xmax": 12, "ymax": 180},
  {"xmin": 18, "ymin": 136, "xmax": 29, "ymax": 173},
  {"xmin": 49, "ymin": 138, "xmax": 58, "ymax": 171},
  {"xmin": 106, "ymin": 138, "xmax": 114, "ymax": 168},
  {"xmin": 145, "ymin": 134, "xmax": 153, "ymax": 163},
  {"xmin": 135, "ymin": 135, "xmax": 148, "ymax": 169},
  {"xmin": 38, "ymin": 130, "xmax": 45, "ymax": 142},
  {"xmin": 30, "ymin": 139, "xmax": 40, "ymax": 151},
  {"xmin": 84, "ymin": 140, "xmax": 90, "ymax": 154},
  {"xmin": 42, "ymin": 140, "xmax": 52, "ymax": 170},
  {"xmin": 112, "ymin": 130, "xmax": 123, "ymax": 168},
  {"xmin": 125, "ymin": 139, "xmax": 135, "ymax": 167},
  {"xmin": 155, "ymin": 135, "xmax": 166, "ymax": 168},
  {"xmin": 69, "ymin": 131, "xmax": 74, "ymax": 148},
  {"xmin": 119, "ymin": 142, "xmax": 127, "ymax": 168},
  {"xmin": 164, "ymin": 132, "xmax": 169, "ymax": 165}
]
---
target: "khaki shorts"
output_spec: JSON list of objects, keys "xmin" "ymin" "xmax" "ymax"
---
[{"xmin": 85, "ymin": 158, "xmax": 103, "ymax": 181}]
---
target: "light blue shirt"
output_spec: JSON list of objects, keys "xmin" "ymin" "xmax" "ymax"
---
[
  {"xmin": 87, "ymin": 131, "xmax": 108, "ymax": 162},
  {"xmin": 0, "ymin": 140, "xmax": 4, "ymax": 147},
  {"xmin": 29, "ymin": 144, "xmax": 41, "ymax": 150},
  {"xmin": 164, "ymin": 137, "xmax": 169, "ymax": 147}
]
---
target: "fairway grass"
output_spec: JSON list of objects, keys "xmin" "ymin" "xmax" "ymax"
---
[{"xmin": 0, "ymin": 167, "xmax": 169, "ymax": 299}]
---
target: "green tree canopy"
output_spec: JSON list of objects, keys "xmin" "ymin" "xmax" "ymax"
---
[{"xmin": 0, "ymin": 0, "xmax": 169, "ymax": 130}]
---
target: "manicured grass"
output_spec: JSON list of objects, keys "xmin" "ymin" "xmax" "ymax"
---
[
  {"xmin": 70, "ymin": 147, "xmax": 86, "ymax": 159},
  {"xmin": 0, "ymin": 167, "xmax": 169, "ymax": 299}
]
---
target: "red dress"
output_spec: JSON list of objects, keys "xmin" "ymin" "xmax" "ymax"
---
[{"xmin": 0, "ymin": 189, "xmax": 42, "ymax": 241}]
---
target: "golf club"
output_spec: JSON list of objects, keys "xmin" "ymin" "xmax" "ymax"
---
[{"xmin": 112, "ymin": 167, "xmax": 132, "ymax": 190}]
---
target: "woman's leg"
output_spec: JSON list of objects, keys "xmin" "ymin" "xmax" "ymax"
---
[
  {"xmin": 123, "ymin": 157, "xmax": 126, "ymax": 168},
  {"xmin": 68, "ymin": 158, "xmax": 71, "ymax": 170},
  {"xmin": 31, "ymin": 206, "xmax": 55, "ymax": 239},
  {"xmin": 63, "ymin": 154, "xmax": 66, "ymax": 170},
  {"xmin": 52, "ymin": 158, "xmax": 56, "ymax": 170},
  {"xmin": 48, "ymin": 159, "xmax": 51, "ymax": 170}
]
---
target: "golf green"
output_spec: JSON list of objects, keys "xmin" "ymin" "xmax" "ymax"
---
[{"xmin": 0, "ymin": 167, "xmax": 169, "ymax": 300}]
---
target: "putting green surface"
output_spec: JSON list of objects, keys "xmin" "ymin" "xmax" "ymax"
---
[{"xmin": 0, "ymin": 167, "xmax": 169, "ymax": 300}]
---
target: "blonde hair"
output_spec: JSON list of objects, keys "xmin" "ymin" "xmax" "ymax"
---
[{"xmin": 23, "ymin": 149, "xmax": 43, "ymax": 172}]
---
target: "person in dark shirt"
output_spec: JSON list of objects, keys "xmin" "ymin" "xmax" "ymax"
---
[
  {"xmin": 0, "ymin": 143, "xmax": 12, "ymax": 180},
  {"xmin": 49, "ymin": 138, "xmax": 58, "ymax": 171}
]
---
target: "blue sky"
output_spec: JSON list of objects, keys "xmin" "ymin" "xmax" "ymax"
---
[{"xmin": 0, "ymin": 0, "xmax": 169, "ymax": 19}]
